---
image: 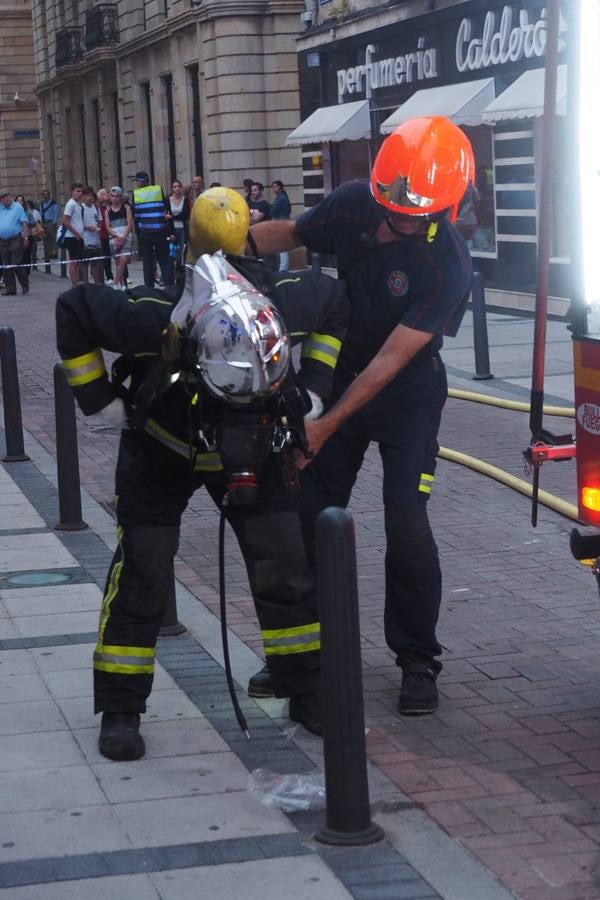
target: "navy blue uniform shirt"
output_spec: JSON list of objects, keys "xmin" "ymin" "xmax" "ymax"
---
[{"xmin": 296, "ymin": 180, "xmax": 472, "ymax": 378}]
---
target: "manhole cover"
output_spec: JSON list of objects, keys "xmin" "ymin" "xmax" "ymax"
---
[{"xmin": 6, "ymin": 572, "xmax": 73, "ymax": 587}]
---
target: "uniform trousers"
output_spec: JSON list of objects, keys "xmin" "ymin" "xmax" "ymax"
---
[
  {"xmin": 138, "ymin": 232, "xmax": 174, "ymax": 287},
  {"xmin": 0, "ymin": 235, "xmax": 28, "ymax": 293},
  {"xmin": 94, "ymin": 430, "xmax": 320, "ymax": 713},
  {"xmin": 300, "ymin": 353, "xmax": 447, "ymax": 674}
]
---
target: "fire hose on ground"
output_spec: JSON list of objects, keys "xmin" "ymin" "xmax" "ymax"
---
[{"xmin": 443, "ymin": 387, "xmax": 579, "ymax": 522}]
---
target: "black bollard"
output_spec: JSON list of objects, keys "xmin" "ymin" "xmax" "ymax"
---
[
  {"xmin": 315, "ymin": 507, "xmax": 384, "ymax": 846},
  {"xmin": 471, "ymin": 270, "xmax": 494, "ymax": 380},
  {"xmin": 0, "ymin": 327, "xmax": 30, "ymax": 462},
  {"xmin": 53, "ymin": 363, "xmax": 88, "ymax": 531},
  {"xmin": 60, "ymin": 247, "xmax": 67, "ymax": 278},
  {"xmin": 159, "ymin": 563, "xmax": 186, "ymax": 636},
  {"xmin": 311, "ymin": 251, "xmax": 321, "ymax": 275}
]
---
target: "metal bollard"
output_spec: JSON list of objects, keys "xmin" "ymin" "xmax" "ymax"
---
[
  {"xmin": 60, "ymin": 247, "xmax": 67, "ymax": 278},
  {"xmin": 471, "ymin": 270, "xmax": 494, "ymax": 380},
  {"xmin": 311, "ymin": 251, "xmax": 321, "ymax": 274},
  {"xmin": 0, "ymin": 327, "xmax": 30, "ymax": 462},
  {"xmin": 53, "ymin": 363, "xmax": 88, "ymax": 530},
  {"xmin": 314, "ymin": 507, "xmax": 384, "ymax": 846},
  {"xmin": 159, "ymin": 563, "xmax": 186, "ymax": 636}
]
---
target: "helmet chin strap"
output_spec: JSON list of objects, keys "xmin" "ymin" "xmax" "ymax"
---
[
  {"xmin": 384, "ymin": 214, "xmax": 428, "ymax": 239},
  {"xmin": 384, "ymin": 214, "xmax": 440, "ymax": 243}
]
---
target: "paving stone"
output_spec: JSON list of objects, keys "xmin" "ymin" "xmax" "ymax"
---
[{"xmin": 5, "ymin": 281, "xmax": 600, "ymax": 899}]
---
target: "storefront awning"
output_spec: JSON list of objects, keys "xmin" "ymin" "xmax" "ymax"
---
[
  {"xmin": 482, "ymin": 65, "xmax": 567, "ymax": 123},
  {"xmin": 285, "ymin": 99, "xmax": 371, "ymax": 146},
  {"xmin": 379, "ymin": 78, "xmax": 495, "ymax": 134}
]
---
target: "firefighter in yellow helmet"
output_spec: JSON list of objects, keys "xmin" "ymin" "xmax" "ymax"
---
[
  {"xmin": 55, "ymin": 185, "xmax": 348, "ymax": 760},
  {"xmin": 188, "ymin": 185, "xmax": 250, "ymax": 258}
]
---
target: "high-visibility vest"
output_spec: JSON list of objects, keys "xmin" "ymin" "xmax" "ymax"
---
[{"xmin": 133, "ymin": 185, "xmax": 166, "ymax": 232}]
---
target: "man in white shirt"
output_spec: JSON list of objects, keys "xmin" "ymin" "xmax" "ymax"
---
[
  {"xmin": 81, "ymin": 187, "xmax": 102, "ymax": 284},
  {"xmin": 62, "ymin": 182, "xmax": 85, "ymax": 287}
]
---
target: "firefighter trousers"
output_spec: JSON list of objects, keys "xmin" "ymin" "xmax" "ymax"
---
[
  {"xmin": 94, "ymin": 430, "xmax": 320, "ymax": 714},
  {"xmin": 300, "ymin": 354, "xmax": 447, "ymax": 675}
]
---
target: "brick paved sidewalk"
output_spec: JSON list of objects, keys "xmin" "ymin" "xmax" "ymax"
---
[{"xmin": 4, "ymin": 271, "xmax": 600, "ymax": 898}]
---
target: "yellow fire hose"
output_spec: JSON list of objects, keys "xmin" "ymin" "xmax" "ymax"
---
[
  {"xmin": 438, "ymin": 446, "xmax": 579, "ymax": 521},
  {"xmin": 442, "ymin": 389, "xmax": 580, "ymax": 522},
  {"xmin": 447, "ymin": 387, "xmax": 575, "ymax": 418}
]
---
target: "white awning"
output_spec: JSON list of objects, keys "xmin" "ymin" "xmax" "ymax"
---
[
  {"xmin": 482, "ymin": 65, "xmax": 567, "ymax": 123},
  {"xmin": 379, "ymin": 78, "xmax": 495, "ymax": 134},
  {"xmin": 285, "ymin": 100, "xmax": 371, "ymax": 146}
]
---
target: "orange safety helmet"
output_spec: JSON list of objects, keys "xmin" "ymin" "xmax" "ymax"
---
[{"xmin": 370, "ymin": 116, "xmax": 475, "ymax": 222}]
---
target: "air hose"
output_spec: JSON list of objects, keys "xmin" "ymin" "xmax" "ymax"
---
[{"xmin": 218, "ymin": 507, "xmax": 250, "ymax": 738}]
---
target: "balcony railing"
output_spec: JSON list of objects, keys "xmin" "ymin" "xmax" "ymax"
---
[
  {"xmin": 55, "ymin": 28, "xmax": 84, "ymax": 68},
  {"xmin": 85, "ymin": 4, "xmax": 119, "ymax": 51}
]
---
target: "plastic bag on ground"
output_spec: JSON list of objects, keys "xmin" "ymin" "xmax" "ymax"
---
[{"xmin": 247, "ymin": 768, "xmax": 326, "ymax": 812}]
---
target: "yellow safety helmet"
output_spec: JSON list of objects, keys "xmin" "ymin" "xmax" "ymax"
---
[{"xmin": 188, "ymin": 186, "xmax": 250, "ymax": 260}]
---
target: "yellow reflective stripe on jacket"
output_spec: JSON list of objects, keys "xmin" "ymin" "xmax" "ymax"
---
[
  {"xmin": 144, "ymin": 418, "xmax": 223, "ymax": 472},
  {"xmin": 63, "ymin": 349, "xmax": 106, "ymax": 387},
  {"xmin": 419, "ymin": 473, "xmax": 434, "ymax": 494},
  {"xmin": 263, "ymin": 622, "xmax": 321, "ymax": 655},
  {"xmin": 128, "ymin": 295, "xmax": 173, "ymax": 307},
  {"xmin": 301, "ymin": 332, "xmax": 342, "ymax": 369},
  {"xmin": 94, "ymin": 643, "xmax": 154, "ymax": 675}
]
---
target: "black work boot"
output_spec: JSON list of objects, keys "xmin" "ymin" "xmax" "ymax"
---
[
  {"xmin": 289, "ymin": 692, "xmax": 323, "ymax": 737},
  {"xmin": 99, "ymin": 712, "xmax": 145, "ymax": 761},
  {"xmin": 248, "ymin": 663, "xmax": 274, "ymax": 699},
  {"xmin": 398, "ymin": 666, "xmax": 438, "ymax": 716}
]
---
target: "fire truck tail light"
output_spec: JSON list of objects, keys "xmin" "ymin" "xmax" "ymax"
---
[{"xmin": 581, "ymin": 486, "xmax": 600, "ymax": 512}]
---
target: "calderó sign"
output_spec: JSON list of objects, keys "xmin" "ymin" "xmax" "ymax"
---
[
  {"xmin": 456, "ymin": 5, "xmax": 553, "ymax": 72},
  {"xmin": 577, "ymin": 403, "xmax": 600, "ymax": 436},
  {"xmin": 337, "ymin": 39, "xmax": 438, "ymax": 104}
]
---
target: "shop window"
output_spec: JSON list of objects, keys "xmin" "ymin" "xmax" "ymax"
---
[
  {"xmin": 324, "ymin": 140, "xmax": 370, "ymax": 192},
  {"xmin": 141, "ymin": 82, "xmax": 155, "ymax": 184},
  {"xmin": 46, "ymin": 114, "xmax": 56, "ymax": 197},
  {"xmin": 460, "ymin": 126, "xmax": 496, "ymax": 256},
  {"xmin": 78, "ymin": 104, "xmax": 88, "ymax": 186},
  {"xmin": 162, "ymin": 74, "xmax": 177, "ymax": 184},
  {"xmin": 92, "ymin": 99, "xmax": 103, "ymax": 187},
  {"xmin": 186, "ymin": 64, "xmax": 204, "ymax": 180},
  {"xmin": 112, "ymin": 91, "xmax": 123, "ymax": 187}
]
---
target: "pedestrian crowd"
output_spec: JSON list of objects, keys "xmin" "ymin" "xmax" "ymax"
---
[{"xmin": 0, "ymin": 173, "xmax": 291, "ymax": 296}]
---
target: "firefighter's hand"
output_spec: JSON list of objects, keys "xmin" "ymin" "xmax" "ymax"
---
[
  {"xmin": 295, "ymin": 418, "xmax": 333, "ymax": 469},
  {"xmin": 98, "ymin": 397, "xmax": 128, "ymax": 428}
]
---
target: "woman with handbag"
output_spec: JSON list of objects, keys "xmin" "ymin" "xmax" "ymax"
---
[{"xmin": 27, "ymin": 201, "xmax": 44, "ymax": 269}]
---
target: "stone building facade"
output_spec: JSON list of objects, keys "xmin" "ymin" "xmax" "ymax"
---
[
  {"xmin": 0, "ymin": 0, "xmax": 42, "ymax": 198},
  {"xmin": 32, "ymin": 0, "xmax": 305, "ymax": 202}
]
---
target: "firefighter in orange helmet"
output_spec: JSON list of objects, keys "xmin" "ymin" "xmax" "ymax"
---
[{"xmin": 248, "ymin": 116, "xmax": 475, "ymax": 714}]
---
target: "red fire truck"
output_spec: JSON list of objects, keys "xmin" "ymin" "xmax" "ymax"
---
[{"xmin": 527, "ymin": 1, "xmax": 600, "ymax": 574}]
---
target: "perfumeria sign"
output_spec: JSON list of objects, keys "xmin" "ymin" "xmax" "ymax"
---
[
  {"xmin": 455, "ymin": 5, "xmax": 548, "ymax": 72},
  {"xmin": 337, "ymin": 40, "xmax": 438, "ymax": 104}
]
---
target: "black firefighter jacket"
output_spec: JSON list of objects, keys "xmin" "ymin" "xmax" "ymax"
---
[{"xmin": 55, "ymin": 256, "xmax": 348, "ymax": 470}]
